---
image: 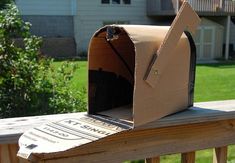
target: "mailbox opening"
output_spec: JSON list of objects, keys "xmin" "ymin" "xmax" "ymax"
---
[{"xmin": 88, "ymin": 26, "xmax": 135, "ymax": 122}]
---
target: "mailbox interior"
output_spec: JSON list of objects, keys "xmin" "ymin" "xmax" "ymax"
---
[{"xmin": 88, "ymin": 27, "xmax": 135, "ymax": 122}]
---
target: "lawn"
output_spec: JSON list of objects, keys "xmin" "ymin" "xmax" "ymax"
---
[
  {"xmin": 52, "ymin": 60, "xmax": 235, "ymax": 163},
  {"xmin": 52, "ymin": 61, "xmax": 88, "ymax": 91},
  {"xmin": 195, "ymin": 62, "xmax": 235, "ymax": 102},
  {"xmin": 52, "ymin": 61, "xmax": 235, "ymax": 102}
]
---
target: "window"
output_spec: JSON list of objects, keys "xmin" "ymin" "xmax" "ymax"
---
[
  {"xmin": 101, "ymin": 0, "xmax": 131, "ymax": 5},
  {"xmin": 123, "ymin": 0, "xmax": 131, "ymax": 4},
  {"xmin": 101, "ymin": 0, "xmax": 110, "ymax": 4},
  {"xmin": 112, "ymin": 0, "xmax": 120, "ymax": 4}
]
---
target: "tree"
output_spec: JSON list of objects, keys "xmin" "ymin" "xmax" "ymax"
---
[{"xmin": 0, "ymin": 5, "xmax": 87, "ymax": 118}]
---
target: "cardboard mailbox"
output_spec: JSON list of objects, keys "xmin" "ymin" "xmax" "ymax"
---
[
  {"xmin": 88, "ymin": 4, "xmax": 200, "ymax": 127},
  {"xmin": 17, "ymin": 2, "xmax": 201, "ymax": 162}
]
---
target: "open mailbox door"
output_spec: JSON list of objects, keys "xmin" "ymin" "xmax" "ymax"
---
[{"xmin": 17, "ymin": 2, "xmax": 201, "ymax": 162}]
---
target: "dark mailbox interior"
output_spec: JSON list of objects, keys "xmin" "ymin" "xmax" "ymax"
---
[{"xmin": 88, "ymin": 26, "xmax": 135, "ymax": 122}]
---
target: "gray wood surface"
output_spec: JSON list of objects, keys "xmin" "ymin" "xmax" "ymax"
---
[
  {"xmin": 37, "ymin": 118, "xmax": 235, "ymax": 162},
  {"xmin": 1, "ymin": 100, "xmax": 235, "ymax": 144}
]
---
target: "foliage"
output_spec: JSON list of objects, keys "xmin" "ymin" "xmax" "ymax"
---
[
  {"xmin": 0, "ymin": 0, "xmax": 13, "ymax": 9},
  {"xmin": 0, "ymin": 5, "xmax": 87, "ymax": 118}
]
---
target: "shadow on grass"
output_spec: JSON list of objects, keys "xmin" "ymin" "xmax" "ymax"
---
[{"xmin": 197, "ymin": 60, "xmax": 235, "ymax": 68}]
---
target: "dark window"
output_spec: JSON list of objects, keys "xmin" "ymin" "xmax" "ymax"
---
[
  {"xmin": 101, "ymin": 0, "xmax": 110, "ymax": 4},
  {"xmin": 123, "ymin": 0, "xmax": 131, "ymax": 4},
  {"xmin": 112, "ymin": 0, "xmax": 120, "ymax": 4}
]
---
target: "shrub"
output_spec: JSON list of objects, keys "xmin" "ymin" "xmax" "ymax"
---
[
  {"xmin": 0, "ymin": 0, "xmax": 12, "ymax": 9},
  {"xmin": 0, "ymin": 5, "xmax": 87, "ymax": 118}
]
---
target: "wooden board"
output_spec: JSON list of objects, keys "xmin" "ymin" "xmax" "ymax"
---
[
  {"xmin": 35, "ymin": 119, "xmax": 235, "ymax": 162},
  {"xmin": 139, "ymin": 99, "xmax": 235, "ymax": 129},
  {"xmin": 213, "ymin": 146, "xmax": 227, "ymax": 163},
  {"xmin": 1, "ymin": 100, "xmax": 235, "ymax": 144}
]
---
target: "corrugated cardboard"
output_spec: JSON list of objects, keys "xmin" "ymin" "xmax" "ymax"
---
[
  {"xmin": 17, "ymin": 2, "xmax": 201, "ymax": 162},
  {"xmin": 88, "ymin": 2, "xmax": 201, "ymax": 126},
  {"xmin": 17, "ymin": 114, "xmax": 132, "ymax": 161}
]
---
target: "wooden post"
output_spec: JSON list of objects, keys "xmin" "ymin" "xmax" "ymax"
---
[
  {"xmin": 213, "ymin": 146, "xmax": 228, "ymax": 163},
  {"xmin": 145, "ymin": 157, "xmax": 160, "ymax": 163},
  {"xmin": 176, "ymin": 0, "xmax": 180, "ymax": 13},
  {"xmin": 225, "ymin": 15, "xmax": 231, "ymax": 60},
  {"xmin": 219, "ymin": 0, "xmax": 223, "ymax": 9},
  {"xmin": 8, "ymin": 144, "xmax": 19, "ymax": 163},
  {"xmin": 0, "ymin": 144, "xmax": 22, "ymax": 163},
  {"xmin": 181, "ymin": 152, "xmax": 195, "ymax": 163}
]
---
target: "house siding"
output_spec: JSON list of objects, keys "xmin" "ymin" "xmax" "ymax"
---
[
  {"xmin": 74, "ymin": 0, "xmax": 154, "ymax": 53},
  {"xmin": 16, "ymin": 0, "xmax": 235, "ymax": 59},
  {"xmin": 22, "ymin": 16, "xmax": 74, "ymax": 37},
  {"xmin": 15, "ymin": 0, "xmax": 76, "ymax": 15},
  {"xmin": 16, "ymin": 0, "xmax": 75, "ymax": 37}
]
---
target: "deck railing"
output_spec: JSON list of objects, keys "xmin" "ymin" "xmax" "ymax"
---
[
  {"xmin": 188, "ymin": 0, "xmax": 235, "ymax": 14},
  {"xmin": 1, "ymin": 100, "xmax": 235, "ymax": 163},
  {"xmin": 147, "ymin": 0, "xmax": 235, "ymax": 16},
  {"xmin": 187, "ymin": 0, "xmax": 220, "ymax": 12},
  {"xmin": 224, "ymin": 0, "xmax": 235, "ymax": 13}
]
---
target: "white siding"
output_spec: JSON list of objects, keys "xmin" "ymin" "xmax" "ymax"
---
[
  {"xmin": 74, "ymin": 0, "xmax": 154, "ymax": 52},
  {"xmin": 15, "ymin": 0, "xmax": 76, "ymax": 15},
  {"xmin": 194, "ymin": 18, "xmax": 224, "ymax": 60}
]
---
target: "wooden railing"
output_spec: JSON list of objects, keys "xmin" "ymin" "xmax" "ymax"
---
[
  {"xmin": 188, "ymin": 0, "xmax": 235, "ymax": 14},
  {"xmin": 187, "ymin": 0, "xmax": 220, "ymax": 12},
  {"xmin": 224, "ymin": 0, "xmax": 235, "ymax": 13},
  {"xmin": 147, "ymin": 0, "xmax": 235, "ymax": 16},
  {"xmin": 1, "ymin": 100, "xmax": 235, "ymax": 163}
]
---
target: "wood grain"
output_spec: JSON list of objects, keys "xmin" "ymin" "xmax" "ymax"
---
[
  {"xmin": 1, "ymin": 100, "xmax": 235, "ymax": 144},
  {"xmin": 34, "ymin": 119, "xmax": 235, "ymax": 163},
  {"xmin": 145, "ymin": 157, "xmax": 160, "ymax": 163},
  {"xmin": 0, "ymin": 144, "xmax": 31, "ymax": 163},
  {"xmin": 0, "ymin": 100, "xmax": 235, "ymax": 162},
  {"xmin": 213, "ymin": 146, "xmax": 228, "ymax": 163},
  {"xmin": 0, "ymin": 144, "xmax": 20, "ymax": 163},
  {"xmin": 8, "ymin": 144, "xmax": 19, "ymax": 163},
  {"xmin": 181, "ymin": 152, "xmax": 195, "ymax": 163}
]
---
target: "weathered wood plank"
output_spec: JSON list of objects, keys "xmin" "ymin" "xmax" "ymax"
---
[
  {"xmin": 30, "ymin": 119, "xmax": 235, "ymax": 163},
  {"xmin": 181, "ymin": 152, "xmax": 195, "ymax": 163},
  {"xmin": 0, "ymin": 144, "xmax": 31, "ymax": 163},
  {"xmin": 0, "ymin": 145, "xmax": 1, "ymax": 163},
  {"xmin": 19, "ymin": 158, "xmax": 30, "ymax": 163},
  {"xmin": 1, "ymin": 100, "xmax": 235, "ymax": 144},
  {"xmin": 1, "ymin": 144, "xmax": 12, "ymax": 163},
  {"xmin": 213, "ymin": 146, "xmax": 228, "ymax": 163},
  {"xmin": 0, "ymin": 100, "xmax": 234, "ymax": 163},
  {"xmin": 8, "ymin": 144, "xmax": 19, "ymax": 163},
  {"xmin": 0, "ymin": 113, "xmax": 86, "ymax": 144},
  {"xmin": 0, "ymin": 144, "xmax": 19, "ymax": 163},
  {"xmin": 145, "ymin": 157, "xmax": 160, "ymax": 163},
  {"xmin": 140, "ymin": 100, "xmax": 235, "ymax": 129}
]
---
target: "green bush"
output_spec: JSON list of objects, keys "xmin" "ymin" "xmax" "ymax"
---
[
  {"xmin": 0, "ymin": 0, "xmax": 12, "ymax": 9},
  {"xmin": 0, "ymin": 5, "xmax": 87, "ymax": 118}
]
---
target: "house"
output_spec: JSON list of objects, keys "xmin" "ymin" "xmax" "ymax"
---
[
  {"xmin": 147, "ymin": 0, "xmax": 235, "ymax": 60},
  {"xmin": 15, "ymin": 0, "xmax": 77, "ymax": 58},
  {"xmin": 16, "ymin": 0, "xmax": 235, "ymax": 60}
]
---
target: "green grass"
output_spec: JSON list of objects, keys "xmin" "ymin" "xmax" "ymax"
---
[
  {"xmin": 52, "ymin": 60, "xmax": 235, "ymax": 163},
  {"xmin": 195, "ymin": 62, "xmax": 235, "ymax": 102},
  {"xmin": 52, "ymin": 61, "xmax": 88, "ymax": 91},
  {"xmin": 52, "ymin": 61, "xmax": 235, "ymax": 103}
]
